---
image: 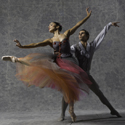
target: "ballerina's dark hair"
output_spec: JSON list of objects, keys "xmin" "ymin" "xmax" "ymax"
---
[
  {"xmin": 53, "ymin": 22, "xmax": 62, "ymax": 31},
  {"xmin": 80, "ymin": 29, "xmax": 89, "ymax": 40}
]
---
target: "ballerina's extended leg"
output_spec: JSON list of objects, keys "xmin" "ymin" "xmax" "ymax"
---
[
  {"xmin": 2, "ymin": 56, "xmax": 18, "ymax": 62},
  {"xmin": 2, "ymin": 56, "xmax": 30, "ymax": 66}
]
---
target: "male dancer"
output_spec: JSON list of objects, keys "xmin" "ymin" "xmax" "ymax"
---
[{"xmin": 59, "ymin": 22, "xmax": 121, "ymax": 121}]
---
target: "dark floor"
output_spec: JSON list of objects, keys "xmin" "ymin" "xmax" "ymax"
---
[{"xmin": 0, "ymin": 110, "xmax": 125, "ymax": 125}]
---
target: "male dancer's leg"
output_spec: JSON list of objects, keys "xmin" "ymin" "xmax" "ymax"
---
[
  {"xmin": 59, "ymin": 74, "xmax": 121, "ymax": 121},
  {"xmin": 58, "ymin": 97, "xmax": 68, "ymax": 121},
  {"xmin": 88, "ymin": 75, "xmax": 121, "ymax": 117}
]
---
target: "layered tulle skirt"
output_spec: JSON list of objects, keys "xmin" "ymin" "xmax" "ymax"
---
[{"xmin": 16, "ymin": 53, "xmax": 92, "ymax": 103}]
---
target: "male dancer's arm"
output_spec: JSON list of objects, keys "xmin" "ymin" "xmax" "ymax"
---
[
  {"xmin": 93, "ymin": 22, "xmax": 119, "ymax": 50},
  {"xmin": 70, "ymin": 44, "xmax": 76, "ymax": 53}
]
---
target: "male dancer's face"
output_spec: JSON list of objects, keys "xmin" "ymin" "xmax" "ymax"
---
[{"xmin": 79, "ymin": 30, "xmax": 88, "ymax": 42}]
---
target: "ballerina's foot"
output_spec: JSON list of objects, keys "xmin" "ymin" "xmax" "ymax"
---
[
  {"xmin": 71, "ymin": 114, "xmax": 76, "ymax": 122},
  {"xmin": 111, "ymin": 110, "xmax": 122, "ymax": 118},
  {"xmin": 69, "ymin": 111, "xmax": 76, "ymax": 122},
  {"xmin": 1, "ymin": 56, "xmax": 18, "ymax": 63}
]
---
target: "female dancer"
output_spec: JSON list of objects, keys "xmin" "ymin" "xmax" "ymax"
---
[{"xmin": 2, "ymin": 8, "xmax": 92, "ymax": 122}]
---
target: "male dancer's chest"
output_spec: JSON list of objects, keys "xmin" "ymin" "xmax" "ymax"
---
[{"xmin": 75, "ymin": 43, "xmax": 95, "ymax": 72}]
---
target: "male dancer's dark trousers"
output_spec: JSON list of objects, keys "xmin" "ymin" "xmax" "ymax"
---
[{"xmin": 60, "ymin": 74, "xmax": 117, "ymax": 118}]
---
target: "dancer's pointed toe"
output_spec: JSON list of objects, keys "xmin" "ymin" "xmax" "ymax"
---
[{"xmin": 2, "ymin": 56, "xmax": 17, "ymax": 63}]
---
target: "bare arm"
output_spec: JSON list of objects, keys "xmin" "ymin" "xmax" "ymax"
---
[
  {"xmin": 64, "ymin": 8, "xmax": 92, "ymax": 38},
  {"xmin": 14, "ymin": 39, "xmax": 53, "ymax": 48}
]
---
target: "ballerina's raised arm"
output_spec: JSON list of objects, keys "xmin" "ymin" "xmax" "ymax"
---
[
  {"xmin": 64, "ymin": 8, "xmax": 92, "ymax": 38},
  {"xmin": 14, "ymin": 8, "xmax": 91, "ymax": 49}
]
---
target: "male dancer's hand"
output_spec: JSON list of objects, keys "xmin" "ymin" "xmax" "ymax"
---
[
  {"xmin": 112, "ymin": 22, "xmax": 120, "ymax": 27},
  {"xmin": 14, "ymin": 39, "xmax": 22, "ymax": 48}
]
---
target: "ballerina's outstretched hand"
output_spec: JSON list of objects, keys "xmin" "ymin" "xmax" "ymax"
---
[
  {"xmin": 14, "ymin": 39, "xmax": 22, "ymax": 48},
  {"xmin": 86, "ymin": 7, "xmax": 92, "ymax": 17}
]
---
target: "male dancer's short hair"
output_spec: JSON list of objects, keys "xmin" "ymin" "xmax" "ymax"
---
[{"xmin": 80, "ymin": 29, "xmax": 89, "ymax": 40}]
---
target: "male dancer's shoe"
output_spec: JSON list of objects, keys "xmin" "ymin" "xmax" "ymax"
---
[
  {"xmin": 58, "ymin": 115, "xmax": 65, "ymax": 121},
  {"xmin": 111, "ymin": 110, "xmax": 122, "ymax": 117}
]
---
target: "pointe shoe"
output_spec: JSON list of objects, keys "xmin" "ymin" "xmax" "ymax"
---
[
  {"xmin": 69, "ymin": 102, "xmax": 76, "ymax": 122},
  {"xmin": 69, "ymin": 111, "xmax": 76, "ymax": 122},
  {"xmin": 111, "ymin": 110, "xmax": 122, "ymax": 118},
  {"xmin": 2, "ymin": 56, "xmax": 18, "ymax": 63}
]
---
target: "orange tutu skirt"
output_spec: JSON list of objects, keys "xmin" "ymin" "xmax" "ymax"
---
[{"xmin": 16, "ymin": 53, "xmax": 92, "ymax": 103}]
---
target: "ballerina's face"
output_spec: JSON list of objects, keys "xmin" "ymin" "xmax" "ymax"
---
[{"xmin": 48, "ymin": 22, "xmax": 57, "ymax": 33}]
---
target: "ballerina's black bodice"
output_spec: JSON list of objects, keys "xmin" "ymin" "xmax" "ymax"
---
[{"xmin": 52, "ymin": 38, "xmax": 72, "ymax": 58}]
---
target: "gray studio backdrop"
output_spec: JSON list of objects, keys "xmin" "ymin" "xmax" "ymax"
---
[{"xmin": 0, "ymin": 0, "xmax": 125, "ymax": 112}]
